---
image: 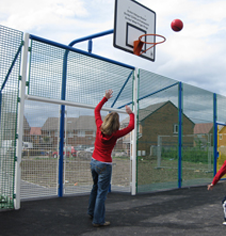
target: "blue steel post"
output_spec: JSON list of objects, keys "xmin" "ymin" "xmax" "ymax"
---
[
  {"xmin": 213, "ymin": 93, "xmax": 217, "ymax": 176},
  {"xmin": 29, "ymin": 31, "xmax": 134, "ymax": 197},
  {"xmin": 88, "ymin": 39, "xmax": 93, "ymax": 53},
  {"xmin": 58, "ymin": 29, "xmax": 115, "ymax": 197},
  {"xmin": 58, "ymin": 48, "xmax": 70, "ymax": 197},
  {"xmin": 178, "ymin": 82, "xmax": 183, "ymax": 188}
]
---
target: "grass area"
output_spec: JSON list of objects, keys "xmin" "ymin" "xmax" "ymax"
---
[
  {"xmin": 21, "ymin": 156, "xmax": 214, "ymax": 192},
  {"xmin": 137, "ymin": 158, "xmax": 213, "ymax": 185}
]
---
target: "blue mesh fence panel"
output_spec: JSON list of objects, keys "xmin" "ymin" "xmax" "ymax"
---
[{"xmin": 0, "ymin": 25, "xmax": 23, "ymax": 209}]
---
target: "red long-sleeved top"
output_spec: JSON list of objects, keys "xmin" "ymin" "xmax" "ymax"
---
[
  {"xmin": 92, "ymin": 97, "xmax": 134, "ymax": 163},
  {"xmin": 212, "ymin": 160, "xmax": 226, "ymax": 185}
]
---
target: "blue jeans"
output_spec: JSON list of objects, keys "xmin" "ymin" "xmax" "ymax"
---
[{"xmin": 87, "ymin": 159, "xmax": 112, "ymax": 224}]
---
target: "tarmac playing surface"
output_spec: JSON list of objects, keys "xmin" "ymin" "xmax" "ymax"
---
[{"xmin": 1, "ymin": 183, "xmax": 226, "ymax": 236}]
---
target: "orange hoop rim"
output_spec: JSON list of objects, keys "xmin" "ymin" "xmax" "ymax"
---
[
  {"xmin": 139, "ymin": 33, "xmax": 166, "ymax": 45},
  {"xmin": 135, "ymin": 33, "xmax": 166, "ymax": 55}
]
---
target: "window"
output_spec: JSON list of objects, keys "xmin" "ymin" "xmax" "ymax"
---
[
  {"xmin": 68, "ymin": 132, "xmax": 73, "ymax": 138},
  {"xmin": 174, "ymin": 124, "xmax": 178, "ymax": 134},
  {"xmin": 77, "ymin": 130, "xmax": 85, "ymax": 137}
]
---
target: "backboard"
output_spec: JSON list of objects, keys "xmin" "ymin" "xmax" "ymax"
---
[{"xmin": 113, "ymin": 0, "xmax": 156, "ymax": 61}]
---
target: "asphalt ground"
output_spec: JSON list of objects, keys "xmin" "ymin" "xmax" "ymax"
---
[{"xmin": 1, "ymin": 183, "xmax": 226, "ymax": 236}]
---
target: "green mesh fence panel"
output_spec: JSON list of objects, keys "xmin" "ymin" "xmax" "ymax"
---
[
  {"xmin": 182, "ymin": 83, "xmax": 213, "ymax": 187},
  {"xmin": 137, "ymin": 69, "xmax": 179, "ymax": 193},
  {"xmin": 23, "ymin": 38, "xmax": 133, "ymax": 199},
  {"xmin": 217, "ymin": 94, "xmax": 226, "ymax": 124},
  {"xmin": 0, "ymin": 25, "xmax": 23, "ymax": 209},
  {"xmin": 21, "ymin": 99, "xmax": 131, "ymax": 199},
  {"xmin": 4, "ymin": 25, "xmax": 226, "ymax": 199},
  {"xmin": 28, "ymin": 40, "xmax": 134, "ymax": 109},
  {"xmin": 21, "ymin": 100, "xmax": 59, "ymax": 200}
]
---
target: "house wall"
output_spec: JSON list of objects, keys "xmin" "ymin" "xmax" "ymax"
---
[
  {"xmin": 138, "ymin": 102, "xmax": 194, "ymax": 156},
  {"xmin": 219, "ymin": 126, "xmax": 226, "ymax": 147},
  {"xmin": 41, "ymin": 130, "xmax": 96, "ymax": 150}
]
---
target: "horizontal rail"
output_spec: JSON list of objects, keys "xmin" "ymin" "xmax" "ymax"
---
[
  {"xmin": 25, "ymin": 95, "xmax": 127, "ymax": 113},
  {"xmin": 216, "ymin": 122, "xmax": 226, "ymax": 126},
  {"xmin": 29, "ymin": 34, "xmax": 135, "ymax": 70}
]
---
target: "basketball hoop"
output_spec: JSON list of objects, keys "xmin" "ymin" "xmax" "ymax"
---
[{"xmin": 133, "ymin": 34, "xmax": 166, "ymax": 56}]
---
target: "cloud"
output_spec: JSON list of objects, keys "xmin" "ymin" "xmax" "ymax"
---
[
  {"xmin": 1, "ymin": 0, "xmax": 226, "ymax": 98},
  {"xmin": 0, "ymin": 0, "xmax": 88, "ymax": 32}
]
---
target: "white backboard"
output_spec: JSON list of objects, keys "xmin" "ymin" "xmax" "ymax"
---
[{"xmin": 113, "ymin": 0, "xmax": 156, "ymax": 61}]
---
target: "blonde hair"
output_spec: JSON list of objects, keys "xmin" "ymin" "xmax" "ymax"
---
[{"xmin": 101, "ymin": 112, "xmax": 120, "ymax": 136}]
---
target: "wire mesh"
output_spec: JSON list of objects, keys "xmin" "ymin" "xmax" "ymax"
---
[
  {"xmin": 20, "ymin": 99, "xmax": 60, "ymax": 200},
  {"xmin": 217, "ymin": 94, "xmax": 226, "ymax": 124},
  {"xmin": 182, "ymin": 83, "xmax": 214, "ymax": 187},
  {"xmin": 137, "ymin": 69, "xmax": 179, "ymax": 193},
  {"xmin": 24, "ymin": 39, "xmax": 133, "ymax": 199},
  {"xmin": 216, "ymin": 94, "xmax": 226, "ymax": 178},
  {"xmin": 3, "ymin": 24, "xmax": 226, "ymax": 201},
  {"xmin": 0, "ymin": 25, "xmax": 23, "ymax": 209},
  {"xmin": 28, "ymin": 40, "xmax": 134, "ymax": 109},
  {"xmin": 63, "ymin": 106, "xmax": 131, "ymax": 195}
]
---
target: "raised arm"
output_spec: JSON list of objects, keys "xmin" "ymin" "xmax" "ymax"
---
[
  {"xmin": 115, "ymin": 105, "xmax": 134, "ymax": 138},
  {"xmin": 94, "ymin": 89, "xmax": 113, "ymax": 129}
]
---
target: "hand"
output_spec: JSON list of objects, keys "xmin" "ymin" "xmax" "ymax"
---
[
  {"xmin": 207, "ymin": 184, "xmax": 214, "ymax": 190},
  {"xmin": 125, "ymin": 105, "xmax": 132, "ymax": 114},
  {"xmin": 105, "ymin": 89, "xmax": 113, "ymax": 99}
]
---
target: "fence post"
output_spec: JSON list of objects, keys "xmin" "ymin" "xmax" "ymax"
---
[
  {"xmin": 178, "ymin": 82, "xmax": 183, "ymax": 188},
  {"xmin": 213, "ymin": 93, "xmax": 217, "ymax": 176},
  {"xmin": 131, "ymin": 68, "xmax": 138, "ymax": 195},
  {"xmin": 15, "ymin": 33, "xmax": 29, "ymax": 209}
]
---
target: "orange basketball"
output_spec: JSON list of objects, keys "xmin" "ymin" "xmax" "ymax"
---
[{"xmin": 171, "ymin": 19, "xmax": 183, "ymax": 32}]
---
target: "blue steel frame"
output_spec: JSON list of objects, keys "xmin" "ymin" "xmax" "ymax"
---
[
  {"xmin": 27, "ymin": 31, "xmax": 219, "ymax": 196},
  {"xmin": 178, "ymin": 82, "xmax": 183, "ymax": 188},
  {"xmin": 117, "ymin": 82, "xmax": 179, "ymax": 109},
  {"xmin": 30, "ymin": 31, "xmax": 135, "ymax": 197},
  {"xmin": 213, "ymin": 93, "xmax": 217, "ymax": 176}
]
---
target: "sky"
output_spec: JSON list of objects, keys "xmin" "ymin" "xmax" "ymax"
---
[{"xmin": 1, "ymin": 0, "xmax": 226, "ymax": 96}]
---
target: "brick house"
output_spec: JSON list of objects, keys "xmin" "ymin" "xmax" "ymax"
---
[
  {"xmin": 122, "ymin": 101, "xmax": 195, "ymax": 156},
  {"xmin": 193, "ymin": 123, "xmax": 213, "ymax": 147},
  {"xmin": 41, "ymin": 116, "xmax": 96, "ymax": 149},
  {"xmin": 30, "ymin": 127, "xmax": 42, "ymax": 145}
]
